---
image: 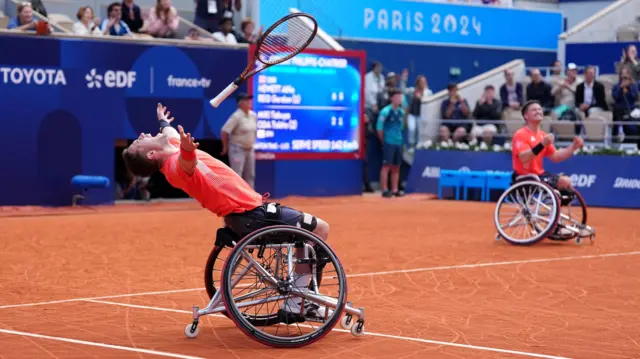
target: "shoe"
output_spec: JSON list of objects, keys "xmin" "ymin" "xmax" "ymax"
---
[
  {"xmin": 281, "ymin": 295, "xmax": 333, "ymax": 323},
  {"xmin": 394, "ymin": 190, "xmax": 405, "ymax": 197},
  {"xmin": 382, "ymin": 190, "xmax": 393, "ymax": 198}
]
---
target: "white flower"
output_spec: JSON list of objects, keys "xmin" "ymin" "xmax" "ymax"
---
[
  {"xmin": 479, "ymin": 142, "xmax": 488, "ymax": 150},
  {"xmin": 469, "ymin": 138, "xmax": 478, "ymax": 146},
  {"xmin": 440, "ymin": 141, "xmax": 450, "ymax": 148},
  {"xmin": 504, "ymin": 142, "xmax": 512, "ymax": 151},
  {"xmin": 492, "ymin": 144, "xmax": 502, "ymax": 152}
]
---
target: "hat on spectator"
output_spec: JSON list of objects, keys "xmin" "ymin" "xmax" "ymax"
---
[
  {"xmin": 567, "ymin": 63, "xmax": 578, "ymax": 70},
  {"xmin": 236, "ymin": 92, "xmax": 253, "ymax": 103}
]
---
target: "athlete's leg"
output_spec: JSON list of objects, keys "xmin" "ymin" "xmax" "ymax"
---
[{"xmin": 556, "ymin": 175, "xmax": 572, "ymax": 190}]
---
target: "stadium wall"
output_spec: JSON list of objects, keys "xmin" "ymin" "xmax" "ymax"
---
[
  {"xmin": 339, "ymin": 39, "xmax": 555, "ymax": 92},
  {"xmin": 566, "ymin": 41, "xmax": 639, "ymax": 75}
]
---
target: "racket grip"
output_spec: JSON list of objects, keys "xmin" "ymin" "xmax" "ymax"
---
[{"xmin": 209, "ymin": 82, "xmax": 239, "ymax": 108}]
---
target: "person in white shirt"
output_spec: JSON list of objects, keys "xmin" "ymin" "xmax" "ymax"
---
[
  {"xmin": 364, "ymin": 62, "xmax": 385, "ymax": 114},
  {"xmin": 221, "ymin": 93, "xmax": 257, "ymax": 187},
  {"xmin": 212, "ymin": 17, "xmax": 237, "ymax": 44},
  {"xmin": 72, "ymin": 6, "xmax": 102, "ymax": 36}
]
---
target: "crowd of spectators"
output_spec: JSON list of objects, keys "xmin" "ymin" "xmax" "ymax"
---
[{"xmin": 5, "ymin": 0, "xmax": 262, "ymax": 45}]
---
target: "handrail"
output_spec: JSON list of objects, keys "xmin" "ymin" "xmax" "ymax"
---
[
  {"xmin": 559, "ymin": 0, "xmax": 635, "ymax": 40},
  {"xmin": 0, "ymin": 27, "xmax": 249, "ymax": 49},
  {"xmin": 422, "ymin": 59, "xmax": 524, "ymax": 104}
]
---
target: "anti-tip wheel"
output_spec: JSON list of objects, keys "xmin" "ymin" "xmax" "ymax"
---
[
  {"xmin": 184, "ymin": 323, "xmax": 199, "ymax": 339},
  {"xmin": 340, "ymin": 315, "xmax": 354, "ymax": 330},
  {"xmin": 350, "ymin": 320, "xmax": 365, "ymax": 337},
  {"xmin": 495, "ymin": 234, "xmax": 502, "ymax": 241},
  {"xmin": 575, "ymin": 237, "xmax": 582, "ymax": 245}
]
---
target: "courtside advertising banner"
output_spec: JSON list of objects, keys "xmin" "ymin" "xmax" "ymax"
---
[{"xmin": 406, "ymin": 150, "xmax": 640, "ymax": 209}]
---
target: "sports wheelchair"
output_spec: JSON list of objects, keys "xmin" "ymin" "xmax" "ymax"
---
[
  {"xmin": 494, "ymin": 174, "xmax": 595, "ymax": 246},
  {"xmin": 184, "ymin": 223, "xmax": 366, "ymax": 348}
]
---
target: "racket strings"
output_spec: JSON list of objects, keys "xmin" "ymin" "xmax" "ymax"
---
[{"xmin": 259, "ymin": 16, "xmax": 315, "ymax": 64}]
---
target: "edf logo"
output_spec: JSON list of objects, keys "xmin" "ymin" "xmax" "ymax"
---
[{"xmin": 569, "ymin": 174, "xmax": 596, "ymax": 188}]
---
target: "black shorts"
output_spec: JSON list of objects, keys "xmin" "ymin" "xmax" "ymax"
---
[
  {"xmin": 223, "ymin": 203, "xmax": 317, "ymax": 238},
  {"xmin": 512, "ymin": 171, "xmax": 559, "ymax": 189}
]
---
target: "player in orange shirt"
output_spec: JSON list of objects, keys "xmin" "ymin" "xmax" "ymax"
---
[
  {"xmin": 512, "ymin": 100, "xmax": 584, "ymax": 191},
  {"xmin": 122, "ymin": 103, "xmax": 332, "ymax": 321}
]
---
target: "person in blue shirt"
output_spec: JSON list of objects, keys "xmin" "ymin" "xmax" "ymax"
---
[
  {"xmin": 377, "ymin": 89, "xmax": 405, "ymax": 198},
  {"xmin": 612, "ymin": 66, "xmax": 640, "ymax": 144},
  {"xmin": 7, "ymin": 2, "xmax": 37, "ymax": 31}
]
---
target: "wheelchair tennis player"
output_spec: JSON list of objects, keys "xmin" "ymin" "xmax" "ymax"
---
[
  {"xmin": 121, "ymin": 103, "xmax": 332, "ymax": 321},
  {"xmin": 512, "ymin": 100, "xmax": 584, "ymax": 195}
]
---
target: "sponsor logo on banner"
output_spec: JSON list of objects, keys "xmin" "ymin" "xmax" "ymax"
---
[
  {"xmin": 568, "ymin": 174, "xmax": 596, "ymax": 188},
  {"xmin": 613, "ymin": 177, "xmax": 640, "ymax": 189},
  {"xmin": 85, "ymin": 68, "xmax": 137, "ymax": 89},
  {"xmin": 167, "ymin": 75, "xmax": 211, "ymax": 88},
  {"xmin": 0, "ymin": 67, "xmax": 67, "ymax": 86}
]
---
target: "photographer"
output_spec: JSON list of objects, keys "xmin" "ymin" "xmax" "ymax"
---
[{"xmin": 611, "ymin": 67, "xmax": 640, "ymax": 144}]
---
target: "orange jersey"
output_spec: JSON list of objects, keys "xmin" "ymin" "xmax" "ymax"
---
[
  {"xmin": 512, "ymin": 126, "xmax": 556, "ymax": 175},
  {"xmin": 160, "ymin": 138, "xmax": 264, "ymax": 217}
]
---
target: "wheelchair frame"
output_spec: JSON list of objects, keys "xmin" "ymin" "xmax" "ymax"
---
[
  {"xmin": 184, "ymin": 224, "xmax": 366, "ymax": 348},
  {"xmin": 494, "ymin": 174, "xmax": 595, "ymax": 246}
]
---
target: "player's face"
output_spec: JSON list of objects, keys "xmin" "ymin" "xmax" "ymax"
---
[
  {"xmin": 525, "ymin": 104, "xmax": 543, "ymax": 123},
  {"xmin": 129, "ymin": 133, "xmax": 168, "ymax": 157}
]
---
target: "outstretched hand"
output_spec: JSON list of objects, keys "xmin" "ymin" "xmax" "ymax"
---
[
  {"xmin": 157, "ymin": 103, "xmax": 175, "ymax": 123},
  {"xmin": 572, "ymin": 136, "xmax": 584, "ymax": 150},
  {"xmin": 178, "ymin": 125, "xmax": 199, "ymax": 151}
]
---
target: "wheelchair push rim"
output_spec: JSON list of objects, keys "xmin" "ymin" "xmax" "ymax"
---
[
  {"xmin": 220, "ymin": 225, "xmax": 348, "ymax": 348},
  {"xmin": 494, "ymin": 180, "xmax": 561, "ymax": 245}
]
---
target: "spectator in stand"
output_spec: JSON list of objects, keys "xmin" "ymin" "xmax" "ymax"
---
[
  {"xmin": 121, "ymin": 0, "xmax": 144, "ymax": 34},
  {"xmin": 194, "ymin": 0, "xmax": 239, "ymax": 34},
  {"xmin": 548, "ymin": 60, "xmax": 563, "ymax": 83},
  {"xmin": 7, "ymin": 3, "xmax": 39, "ymax": 31},
  {"xmin": 101, "ymin": 2, "xmax": 133, "ymax": 36},
  {"xmin": 236, "ymin": 18, "xmax": 262, "ymax": 44},
  {"xmin": 576, "ymin": 65, "xmax": 608, "ymax": 118},
  {"xmin": 551, "ymin": 62, "xmax": 580, "ymax": 134},
  {"xmin": 184, "ymin": 27, "xmax": 213, "ymax": 42},
  {"xmin": 616, "ymin": 45, "xmax": 640, "ymax": 82},
  {"xmin": 472, "ymin": 84, "xmax": 501, "ymax": 145},
  {"xmin": 499, "ymin": 69, "xmax": 523, "ymax": 119},
  {"xmin": 405, "ymin": 75, "xmax": 432, "ymax": 147},
  {"xmin": 72, "ymin": 6, "xmax": 102, "ymax": 36},
  {"xmin": 212, "ymin": 17, "xmax": 237, "ymax": 44},
  {"xmin": 440, "ymin": 83, "xmax": 471, "ymax": 142},
  {"xmin": 526, "ymin": 68, "xmax": 553, "ymax": 114},
  {"xmin": 611, "ymin": 66, "xmax": 640, "ymax": 144},
  {"xmin": 146, "ymin": 0, "xmax": 179, "ymax": 38},
  {"xmin": 364, "ymin": 61, "xmax": 385, "ymax": 129}
]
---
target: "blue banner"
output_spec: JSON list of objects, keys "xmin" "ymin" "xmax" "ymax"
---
[
  {"xmin": 566, "ymin": 41, "xmax": 639, "ymax": 75},
  {"xmin": 0, "ymin": 34, "xmax": 248, "ymax": 206},
  {"xmin": 406, "ymin": 150, "xmax": 640, "ymax": 209},
  {"xmin": 261, "ymin": 0, "xmax": 562, "ymax": 50}
]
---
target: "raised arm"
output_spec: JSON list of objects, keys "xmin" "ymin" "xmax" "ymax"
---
[
  {"xmin": 177, "ymin": 125, "xmax": 199, "ymax": 176},
  {"xmin": 156, "ymin": 103, "xmax": 179, "ymax": 139}
]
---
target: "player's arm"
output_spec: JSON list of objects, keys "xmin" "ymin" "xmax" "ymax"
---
[
  {"xmin": 156, "ymin": 103, "xmax": 180, "ymax": 140},
  {"xmin": 549, "ymin": 136, "xmax": 583, "ymax": 163},
  {"xmin": 516, "ymin": 134, "xmax": 554, "ymax": 164},
  {"xmin": 177, "ymin": 125, "xmax": 200, "ymax": 176}
]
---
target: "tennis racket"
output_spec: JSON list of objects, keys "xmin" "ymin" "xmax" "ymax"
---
[{"xmin": 209, "ymin": 12, "xmax": 318, "ymax": 108}]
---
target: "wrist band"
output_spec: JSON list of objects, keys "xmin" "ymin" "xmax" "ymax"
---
[
  {"xmin": 180, "ymin": 147, "xmax": 196, "ymax": 160},
  {"xmin": 159, "ymin": 119, "xmax": 172, "ymax": 132},
  {"xmin": 531, "ymin": 142, "xmax": 545, "ymax": 155}
]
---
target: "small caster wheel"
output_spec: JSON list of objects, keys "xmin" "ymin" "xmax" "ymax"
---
[
  {"xmin": 185, "ymin": 323, "xmax": 199, "ymax": 339},
  {"xmin": 351, "ymin": 320, "xmax": 365, "ymax": 337},
  {"xmin": 495, "ymin": 234, "xmax": 502, "ymax": 241},
  {"xmin": 575, "ymin": 237, "xmax": 582, "ymax": 245},
  {"xmin": 340, "ymin": 314, "xmax": 354, "ymax": 330}
]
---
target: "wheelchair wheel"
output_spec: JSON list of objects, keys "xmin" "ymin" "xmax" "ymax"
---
[
  {"xmin": 548, "ymin": 189, "xmax": 588, "ymax": 241},
  {"xmin": 221, "ymin": 225, "xmax": 347, "ymax": 348},
  {"xmin": 494, "ymin": 180, "xmax": 561, "ymax": 245}
]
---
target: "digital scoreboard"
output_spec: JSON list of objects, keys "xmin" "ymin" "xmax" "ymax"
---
[{"xmin": 249, "ymin": 47, "xmax": 365, "ymax": 159}]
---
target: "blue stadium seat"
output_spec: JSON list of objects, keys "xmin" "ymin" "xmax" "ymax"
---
[
  {"xmin": 460, "ymin": 171, "xmax": 487, "ymax": 201},
  {"xmin": 437, "ymin": 169, "xmax": 463, "ymax": 200},
  {"xmin": 71, "ymin": 175, "xmax": 110, "ymax": 205},
  {"xmin": 484, "ymin": 172, "xmax": 512, "ymax": 201}
]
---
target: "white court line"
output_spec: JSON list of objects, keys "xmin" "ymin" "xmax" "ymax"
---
[
  {"xmin": 0, "ymin": 328, "xmax": 206, "ymax": 359},
  {"xmin": 2, "ymin": 251, "xmax": 640, "ymax": 310},
  {"xmin": 342, "ymin": 251, "xmax": 640, "ymax": 278},
  {"xmin": 81, "ymin": 299, "xmax": 572, "ymax": 359}
]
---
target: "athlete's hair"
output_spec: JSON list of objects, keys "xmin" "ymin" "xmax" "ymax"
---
[
  {"xmin": 122, "ymin": 147, "xmax": 160, "ymax": 177},
  {"xmin": 521, "ymin": 100, "xmax": 540, "ymax": 118}
]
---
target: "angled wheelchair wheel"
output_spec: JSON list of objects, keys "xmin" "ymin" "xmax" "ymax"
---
[
  {"xmin": 494, "ymin": 180, "xmax": 561, "ymax": 245},
  {"xmin": 548, "ymin": 189, "xmax": 588, "ymax": 241},
  {"xmin": 221, "ymin": 225, "xmax": 347, "ymax": 348}
]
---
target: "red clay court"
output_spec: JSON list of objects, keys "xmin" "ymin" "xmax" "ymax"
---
[{"xmin": 1, "ymin": 195, "xmax": 639, "ymax": 359}]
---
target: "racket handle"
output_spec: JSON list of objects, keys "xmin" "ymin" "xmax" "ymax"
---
[{"xmin": 210, "ymin": 82, "xmax": 239, "ymax": 108}]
